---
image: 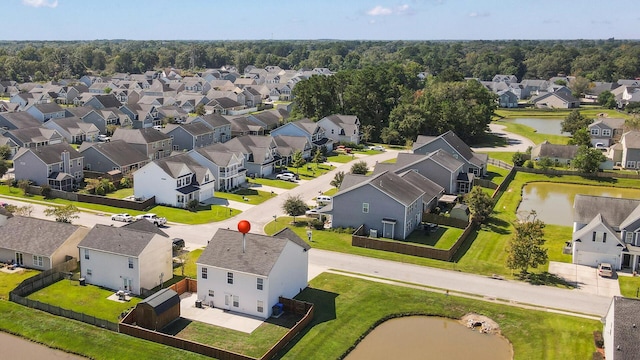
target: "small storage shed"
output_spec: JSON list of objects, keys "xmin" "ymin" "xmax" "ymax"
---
[
  {"xmin": 135, "ymin": 288, "xmax": 180, "ymax": 330},
  {"xmin": 450, "ymin": 203, "xmax": 470, "ymax": 222}
]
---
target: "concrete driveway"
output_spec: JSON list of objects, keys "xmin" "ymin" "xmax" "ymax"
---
[{"xmin": 548, "ymin": 261, "xmax": 621, "ymax": 297}]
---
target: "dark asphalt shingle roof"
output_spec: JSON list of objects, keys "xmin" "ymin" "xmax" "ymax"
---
[
  {"xmin": 610, "ymin": 296, "xmax": 640, "ymax": 359},
  {"xmin": 0, "ymin": 112, "xmax": 42, "ymax": 129},
  {"xmin": 112, "ymin": 127, "xmax": 170, "ymax": 144},
  {"xmin": 0, "ymin": 216, "xmax": 82, "ymax": 256},
  {"xmin": 122, "ymin": 219, "xmax": 169, "ymax": 237},
  {"xmin": 16, "ymin": 142, "xmax": 82, "ymax": 164},
  {"xmin": 79, "ymin": 139, "xmax": 148, "ymax": 166},
  {"xmin": 78, "ymin": 224, "xmax": 156, "ymax": 256},
  {"xmin": 197, "ymin": 228, "xmax": 306, "ymax": 276},
  {"xmin": 573, "ymin": 195, "xmax": 640, "ymax": 230},
  {"xmin": 140, "ymin": 288, "xmax": 180, "ymax": 314}
]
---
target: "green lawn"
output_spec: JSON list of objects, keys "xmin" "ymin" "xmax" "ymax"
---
[
  {"xmin": 214, "ymin": 188, "xmax": 275, "ymax": 205},
  {"xmin": 493, "ymin": 119, "xmax": 570, "ymax": 145},
  {"xmin": 283, "ymin": 273, "xmax": 599, "ymax": 360},
  {"xmin": 0, "ymin": 269, "xmax": 39, "ymax": 300},
  {"xmin": 326, "ymin": 153, "xmax": 356, "ymax": 163},
  {"xmin": 105, "ymin": 187, "xmax": 134, "ymax": 199},
  {"xmin": 404, "ymin": 225, "xmax": 464, "ymax": 249},
  {"xmin": 0, "ymin": 301, "xmax": 209, "ymax": 360},
  {"xmin": 27, "ymin": 279, "xmax": 142, "ymax": 322},
  {"xmin": 0, "ymin": 184, "xmax": 240, "ymax": 224},
  {"xmin": 323, "ymin": 188, "xmax": 338, "ymax": 196},
  {"xmin": 248, "ymin": 177, "xmax": 298, "ymax": 190},
  {"xmin": 619, "ymin": 276, "xmax": 640, "ymax": 298},
  {"xmin": 287, "ymin": 164, "xmax": 335, "ymax": 179},
  {"xmin": 174, "ymin": 248, "xmax": 203, "ymax": 279},
  {"xmin": 494, "ymin": 106, "xmax": 631, "ymax": 120}
]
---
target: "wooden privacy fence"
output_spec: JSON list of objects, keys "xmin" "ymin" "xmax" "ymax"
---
[
  {"xmin": 119, "ymin": 296, "xmax": 314, "ymax": 360},
  {"xmin": 422, "ymin": 213, "xmax": 469, "ymax": 229},
  {"xmin": 352, "ymin": 222, "xmax": 476, "ymax": 262}
]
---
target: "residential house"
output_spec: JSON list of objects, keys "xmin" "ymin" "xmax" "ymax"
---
[
  {"xmin": 325, "ymin": 171, "xmax": 425, "ymax": 240},
  {"xmin": 9, "ymin": 93, "xmax": 33, "ymax": 110},
  {"xmin": 79, "ymin": 140, "xmax": 149, "ymax": 174},
  {"xmin": 0, "ymin": 216, "xmax": 89, "ymax": 270},
  {"xmin": 205, "ymin": 97, "xmax": 245, "ymax": 115},
  {"xmin": 530, "ymin": 141, "xmax": 579, "ymax": 166},
  {"xmin": 572, "ymin": 194, "xmax": 640, "ymax": 271},
  {"xmin": 222, "ymin": 135, "xmax": 281, "ymax": 177},
  {"xmin": 242, "ymin": 87, "xmax": 263, "ymax": 107},
  {"xmin": 163, "ymin": 122, "xmax": 215, "ymax": 151},
  {"xmin": 620, "ymin": 131, "xmax": 640, "ymax": 170},
  {"xmin": 13, "ymin": 142, "xmax": 84, "ymax": 190},
  {"xmin": 273, "ymin": 135, "xmax": 313, "ymax": 163},
  {"xmin": 531, "ymin": 91, "xmax": 580, "ymax": 109},
  {"xmin": 413, "ymin": 131, "xmax": 488, "ymax": 177},
  {"xmin": 4, "ymin": 127, "xmax": 64, "ymax": 148},
  {"xmin": 189, "ymin": 113, "xmax": 232, "ymax": 143},
  {"xmin": 376, "ymin": 150, "xmax": 468, "ymax": 194},
  {"xmin": 188, "ymin": 144, "xmax": 247, "ymax": 191},
  {"xmin": 270, "ymin": 117, "xmax": 333, "ymax": 151},
  {"xmin": 397, "ymin": 170, "xmax": 445, "ymax": 212},
  {"xmin": 0, "ymin": 111, "xmax": 51, "ymax": 130},
  {"xmin": 43, "ymin": 117, "xmax": 100, "ymax": 144},
  {"xmin": 229, "ymin": 116, "xmax": 266, "ymax": 137},
  {"xmin": 119, "ymin": 103, "xmax": 161, "ymax": 129},
  {"xmin": 196, "ymin": 228, "xmax": 309, "ymax": 319},
  {"xmin": 317, "ymin": 114, "xmax": 361, "ymax": 145},
  {"xmin": 25, "ymin": 102, "xmax": 65, "ymax": 123},
  {"xmin": 497, "ymin": 89, "xmax": 518, "ymax": 108},
  {"xmin": 78, "ymin": 224, "xmax": 173, "ymax": 296},
  {"xmin": 83, "ymin": 94, "xmax": 122, "ymax": 110},
  {"xmin": 589, "ymin": 117, "xmax": 626, "ymax": 147},
  {"xmin": 133, "ymin": 152, "xmax": 216, "ymax": 207},
  {"xmin": 111, "ymin": 128, "xmax": 172, "ymax": 160},
  {"xmin": 157, "ymin": 106, "xmax": 189, "ymax": 124},
  {"xmin": 603, "ymin": 296, "xmax": 640, "ymax": 360},
  {"xmin": 0, "ymin": 100, "xmax": 19, "ymax": 112},
  {"xmin": 247, "ymin": 110, "xmax": 282, "ymax": 131},
  {"xmin": 0, "ymin": 134, "xmax": 19, "ymax": 158}
]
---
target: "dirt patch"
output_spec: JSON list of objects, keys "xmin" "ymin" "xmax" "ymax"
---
[{"xmin": 460, "ymin": 313, "xmax": 501, "ymax": 335}]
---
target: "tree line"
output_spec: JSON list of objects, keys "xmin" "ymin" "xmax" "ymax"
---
[{"xmin": 1, "ymin": 39, "xmax": 640, "ymax": 82}]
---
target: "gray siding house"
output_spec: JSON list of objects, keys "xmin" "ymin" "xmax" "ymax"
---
[
  {"xmin": 79, "ymin": 140, "xmax": 149, "ymax": 174},
  {"xmin": 326, "ymin": 171, "xmax": 425, "ymax": 240},
  {"xmin": 589, "ymin": 118, "xmax": 625, "ymax": 147},
  {"xmin": 620, "ymin": 131, "xmax": 640, "ymax": 169},
  {"xmin": 163, "ymin": 122, "xmax": 215, "ymax": 151},
  {"xmin": 413, "ymin": 131, "xmax": 487, "ymax": 177},
  {"xmin": 111, "ymin": 128, "xmax": 172, "ymax": 160},
  {"xmin": 13, "ymin": 142, "xmax": 84, "ymax": 190},
  {"xmin": 189, "ymin": 113, "xmax": 232, "ymax": 143}
]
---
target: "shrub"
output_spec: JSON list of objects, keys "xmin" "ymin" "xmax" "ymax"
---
[
  {"xmin": 524, "ymin": 160, "xmax": 534, "ymax": 168},
  {"xmin": 186, "ymin": 199, "xmax": 199, "ymax": 212},
  {"xmin": 308, "ymin": 218, "xmax": 324, "ymax": 230},
  {"xmin": 119, "ymin": 176, "xmax": 132, "ymax": 188},
  {"xmin": 593, "ymin": 331, "xmax": 604, "ymax": 348},
  {"xmin": 40, "ymin": 184, "xmax": 52, "ymax": 199}
]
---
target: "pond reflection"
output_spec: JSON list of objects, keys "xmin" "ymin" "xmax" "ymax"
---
[{"xmin": 503, "ymin": 118, "xmax": 570, "ymax": 136}]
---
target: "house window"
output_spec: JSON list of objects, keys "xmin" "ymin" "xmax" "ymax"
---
[
  {"xmin": 591, "ymin": 128, "xmax": 599, "ymax": 136},
  {"xmin": 208, "ymin": 290, "xmax": 214, "ymax": 297},
  {"xmin": 227, "ymin": 272, "xmax": 234, "ymax": 284},
  {"xmin": 201, "ymin": 267, "xmax": 207, "ymax": 279},
  {"xmin": 128, "ymin": 257, "xmax": 134, "ymax": 269},
  {"xmin": 603, "ymin": 232, "xmax": 607, "ymax": 243},
  {"xmin": 363, "ymin": 203, "xmax": 369, "ymax": 213},
  {"xmin": 257, "ymin": 300, "xmax": 264, "ymax": 313},
  {"xmin": 592, "ymin": 232, "xmax": 596, "ymax": 241},
  {"xmin": 86, "ymin": 269, "xmax": 92, "ymax": 276},
  {"xmin": 627, "ymin": 161, "xmax": 636, "ymax": 169},
  {"xmin": 173, "ymin": 145, "xmax": 179, "ymax": 151},
  {"xmin": 602, "ymin": 129, "xmax": 611, "ymax": 137},
  {"xmin": 84, "ymin": 249, "xmax": 90, "ymax": 260},
  {"xmin": 331, "ymin": 129, "xmax": 334, "ymax": 134},
  {"xmin": 257, "ymin": 278, "xmax": 263, "ymax": 290},
  {"xmin": 233, "ymin": 295, "xmax": 239, "ymax": 307},
  {"xmin": 626, "ymin": 232, "xmax": 634, "ymax": 244},
  {"xmin": 32, "ymin": 255, "xmax": 43, "ymax": 267}
]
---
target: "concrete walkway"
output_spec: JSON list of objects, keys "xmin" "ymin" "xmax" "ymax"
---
[
  {"xmin": 472, "ymin": 123, "xmax": 535, "ymax": 153},
  {"xmin": 548, "ymin": 262, "xmax": 621, "ymax": 297}
]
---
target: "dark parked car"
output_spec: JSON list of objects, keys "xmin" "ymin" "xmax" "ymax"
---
[{"xmin": 172, "ymin": 238, "xmax": 185, "ymax": 252}]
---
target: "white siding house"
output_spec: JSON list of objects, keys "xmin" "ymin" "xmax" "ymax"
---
[
  {"xmin": 77, "ymin": 225, "xmax": 173, "ymax": 295},
  {"xmin": 196, "ymin": 228, "xmax": 309, "ymax": 319}
]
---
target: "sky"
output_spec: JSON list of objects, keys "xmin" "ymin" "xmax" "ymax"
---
[{"xmin": 3, "ymin": 0, "xmax": 639, "ymax": 41}]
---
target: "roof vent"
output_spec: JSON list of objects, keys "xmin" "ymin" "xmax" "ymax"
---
[{"xmin": 634, "ymin": 324, "xmax": 637, "ymax": 328}]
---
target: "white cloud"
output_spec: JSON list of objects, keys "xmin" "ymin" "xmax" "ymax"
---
[
  {"xmin": 468, "ymin": 11, "xmax": 490, "ymax": 18},
  {"xmin": 22, "ymin": 0, "xmax": 58, "ymax": 8},
  {"xmin": 367, "ymin": 4, "xmax": 414, "ymax": 16}
]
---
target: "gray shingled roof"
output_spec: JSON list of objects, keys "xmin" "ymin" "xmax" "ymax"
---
[
  {"xmin": 112, "ymin": 127, "xmax": 170, "ymax": 144},
  {"xmin": 195, "ymin": 113, "xmax": 231, "ymax": 128},
  {"xmin": 0, "ymin": 216, "xmax": 82, "ymax": 256},
  {"xmin": 534, "ymin": 141, "xmax": 579, "ymax": 159},
  {"xmin": 194, "ymin": 146, "xmax": 239, "ymax": 167},
  {"xmin": 17, "ymin": 142, "xmax": 82, "ymax": 164},
  {"xmin": 122, "ymin": 219, "xmax": 169, "ymax": 237},
  {"xmin": 0, "ymin": 112, "xmax": 42, "ymax": 129},
  {"xmin": 79, "ymin": 140, "xmax": 147, "ymax": 166},
  {"xmin": 398, "ymin": 170, "xmax": 445, "ymax": 200},
  {"xmin": 622, "ymin": 131, "xmax": 640, "ymax": 149},
  {"xmin": 78, "ymin": 224, "xmax": 156, "ymax": 256},
  {"xmin": 92, "ymin": 94, "xmax": 122, "ymax": 108},
  {"xmin": 197, "ymin": 228, "xmax": 306, "ymax": 276},
  {"xmin": 180, "ymin": 122, "xmax": 214, "ymax": 136},
  {"xmin": 140, "ymin": 288, "xmax": 180, "ymax": 314},
  {"xmin": 610, "ymin": 296, "xmax": 640, "ymax": 359},
  {"xmin": 395, "ymin": 150, "xmax": 463, "ymax": 173},
  {"xmin": 337, "ymin": 171, "xmax": 424, "ymax": 207},
  {"xmin": 31, "ymin": 102, "xmax": 64, "ymax": 114},
  {"xmin": 573, "ymin": 195, "xmax": 640, "ymax": 230}
]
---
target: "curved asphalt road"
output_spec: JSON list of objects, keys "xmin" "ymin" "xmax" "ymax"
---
[{"xmin": 472, "ymin": 123, "xmax": 535, "ymax": 153}]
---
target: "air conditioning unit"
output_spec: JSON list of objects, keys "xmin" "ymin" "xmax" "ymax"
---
[{"xmin": 369, "ymin": 229, "xmax": 378, "ymax": 238}]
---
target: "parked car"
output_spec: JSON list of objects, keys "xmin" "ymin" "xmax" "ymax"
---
[
  {"xmin": 316, "ymin": 195, "xmax": 332, "ymax": 204},
  {"xmin": 370, "ymin": 145, "xmax": 385, "ymax": 151},
  {"xmin": 97, "ymin": 134, "xmax": 111, "ymax": 142},
  {"xmin": 172, "ymin": 238, "xmax": 185, "ymax": 253},
  {"xmin": 135, "ymin": 213, "xmax": 167, "ymax": 226},
  {"xmin": 276, "ymin": 173, "xmax": 297, "ymax": 182},
  {"xmin": 305, "ymin": 207, "xmax": 325, "ymax": 218},
  {"xmin": 111, "ymin": 213, "xmax": 134, "ymax": 222},
  {"xmin": 153, "ymin": 125, "xmax": 163, "ymax": 131},
  {"xmin": 598, "ymin": 263, "xmax": 613, "ymax": 277}
]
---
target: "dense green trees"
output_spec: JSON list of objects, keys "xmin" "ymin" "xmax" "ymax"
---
[
  {"xmin": 561, "ymin": 110, "xmax": 593, "ymax": 136},
  {"xmin": 506, "ymin": 211, "xmax": 548, "ymax": 275},
  {"xmin": 573, "ymin": 145, "xmax": 606, "ymax": 173}
]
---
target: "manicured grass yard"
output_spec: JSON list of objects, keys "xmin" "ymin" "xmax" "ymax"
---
[
  {"xmin": 619, "ymin": 276, "xmax": 640, "ymax": 298},
  {"xmin": 214, "ymin": 188, "xmax": 275, "ymax": 205},
  {"xmin": 326, "ymin": 153, "xmax": 356, "ymax": 163},
  {"xmin": 495, "ymin": 107, "xmax": 631, "ymax": 120},
  {"xmin": 493, "ymin": 119, "xmax": 570, "ymax": 145},
  {"xmin": 0, "ymin": 301, "xmax": 209, "ymax": 360},
  {"xmin": 403, "ymin": 225, "xmax": 464, "ymax": 249},
  {"xmin": 105, "ymin": 187, "xmax": 134, "ymax": 199},
  {"xmin": 27, "ymin": 279, "xmax": 142, "ymax": 322},
  {"xmin": 283, "ymin": 273, "xmax": 599, "ymax": 360},
  {"xmin": 174, "ymin": 248, "xmax": 203, "ymax": 279},
  {"xmin": 248, "ymin": 177, "xmax": 298, "ymax": 190},
  {"xmin": 0, "ymin": 269, "xmax": 39, "ymax": 300},
  {"xmin": 286, "ymin": 164, "xmax": 335, "ymax": 179}
]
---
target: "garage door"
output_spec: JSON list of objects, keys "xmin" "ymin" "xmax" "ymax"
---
[{"xmin": 575, "ymin": 251, "xmax": 618, "ymax": 268}]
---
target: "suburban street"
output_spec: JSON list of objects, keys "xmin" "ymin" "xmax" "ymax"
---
[{"xmin": 0, "ymin": 136, "xmax": 614, "ymax": 318}]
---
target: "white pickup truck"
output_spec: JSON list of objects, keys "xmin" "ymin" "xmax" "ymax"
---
[{"xmin": 135, "ymin": 213, "xmax": 167, "ymax": 226}]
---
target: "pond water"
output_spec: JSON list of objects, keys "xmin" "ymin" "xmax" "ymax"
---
[
  {"xmin": 518, "ymin": 183, "xmax": 640, "ymax": 226},
  {"xmin": 0, "ymin": 331, "xmax": 86, "ymax": 359},
  {"xmin": 345, "ymin": 316, "xmax": 512, "ymax": 360},
  {"xmin": 503, "ymin": 118, "xmax": 570, "ymax": 136}
]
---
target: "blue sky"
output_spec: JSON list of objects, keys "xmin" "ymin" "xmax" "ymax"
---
[{"xmin": 4, "ymin": 0, "xmax": 639, "ymax": 41}]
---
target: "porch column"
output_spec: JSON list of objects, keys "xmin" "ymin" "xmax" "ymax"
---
[{"xmin": 634, "ymin": 255, "xmax": 640, "ymax": 273}]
